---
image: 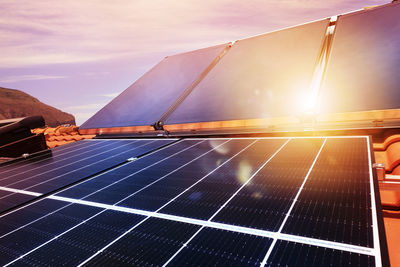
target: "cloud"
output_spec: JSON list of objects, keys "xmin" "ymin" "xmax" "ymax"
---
[
  {"xmin": 0, "ymin": 0, "xmax": 388, "ymax": 68},
  {"xmin": 82, "ymin": 71, "xmax": 110, "ymax": 77},
  {"xmin": 65, "ymin": 103, "xmax": 106, "ymax": 110},
  {"xmin": 101, "ymin": 92, "xmax": 120, "ymax": 98},
  {"xmin": 1, "ymin": 74, "xmax": 67, "ymax": 83},
  {"xmin": 72, "ymin": 112, "xmax": 97, "ymax": 126}
]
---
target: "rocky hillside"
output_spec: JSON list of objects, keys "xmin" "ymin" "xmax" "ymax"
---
[{"xmin": 0, "ymin": 87, "xmax": 75, "ymax": 127}]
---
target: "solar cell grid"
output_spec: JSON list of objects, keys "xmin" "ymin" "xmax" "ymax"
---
[
  {"xmin": 212, "ymin": 138, "xmax": 323, "ymax": 231},
  {"xmin": 0, "ymin": 139, "xmax": 122, "ymax": 178},
  {"xmin": 167, "ymin": 228, "xmax": 273, "ymax": 266},
  {"xmin": 0, "ymin": 137, "xmax": 388, "ymax": 266},
  {"xmin": 0, "ymin": 139, "xmax": 177, "ymax": 214},
  {"xmin": 84, "ymin": 218, "xmax": 201, "ymax": 266},
  {"xmin": 282, "ymin": 138, "xmax": 373, "ymax": 247},
  {"xmin": 116, "ymin": 139, "xmax": 254, "ymax": 211},
  {"xmin": 16, "ymin": 211, "xmax": 144, "ymax": 266},
  {"xmin": 0, "ymin": 140, "xmax": 103, "ymax": 176},
  {"xmin": 265, "ymin": 240, "xmax": 375, "ymax": 267},
  {"xmin": 159, "ymin": 139, "xmax": 287, "ymax": 220},
  {"xmin": 0, "ymin": 200, "xmax": 102, "ymax": 266},
  {"xmin": 67, "ymin": 139, "xmax": 228, "ymax": 205}
]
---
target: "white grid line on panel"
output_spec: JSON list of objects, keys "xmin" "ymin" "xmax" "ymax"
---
[
  {"xmin": 77, "ymin": 140, "xmax": 210, "ymax": 204},
  {"xmin": 76, "ymin": 138, "xmax": 257, "ymax": 266},
  {"xmin": 162, "ymin": 138, "xmax": 291, "ymax": 266},
  {"xmin": 0, "ymin": 139, "xmax": 185, "ymax": 219},
  {"xmin": 48, "ymin": 194, "xmax": 375, "ymax": 257},
  {"xmin": 0, "ymin": 140, "xmax": 192, "ymax": 239},
  {"xmin": 0, "ymin": 140, "xmax": 126, "ymax": 181},
  {"xmin": 185, "ymin": 136, "xmax": 370, "ymax": 140},
  {"xmin": 367, "ymin": 137, "xmax": 382, "ymax": 267},
  {"xmin": 1, "ymin": 138, "xmax": 239, "ymax": 265},
  {"xmin": 260, "ymin": 138, "xmax": 327, "ymax": 266},
  {"xmin": 0, "ymin": 140, "xmax": 158, "ymax": 199},
  {"xmin": 0, "ymin": 140, "xmax": 102, "ymax": 175},
  {"xmin": 55, "ymin": 139, "xmax": 203, "ymax": 201},
  {"xmin": 0, "ymin": 136, "xmax": 381, "ymax": 266}
]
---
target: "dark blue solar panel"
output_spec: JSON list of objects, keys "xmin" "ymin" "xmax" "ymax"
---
[
  {"xmin": 0, "ymin": 139, "xmax": 176, "ymax": 213},
  {"xmin": 16, "ymin": 211, "xmax": 144, "ymax": 266},
  {"xmin": 116, "ymin": 139, "xmax": 254, "ymax": 211},
  {"xmin": 320, "ymin": 2, "xmax": 400, "ymax": 113},
  {"xmin": 61, "ymin": 139, "xmax": 213, "ymax": 202},
  {"xmin": 0, "ymin": 137, "xmax": 387, "ymax": 266},
  {"xmin": 0, "ymin": 140, "xmax": 108, "ymax": 177},
  {"xmin": 80, "ymin": 44, "xmax": 229, "ymax": 129},
  {"xmin": 212, "ymin": 139, "xmax": 323, "ymax": 231},
  {"xmin": 165, "ymin": 20, "xmax": 328, "ymax": 124},
  {"xmin": 265, "ymin": 240, "xmax": 375, "ymax": 267},
  {"xmin": 168, "ymin": 228, "xmax": 272, "ymax": 266},
  {"xmin": 0, "ymin": 200, "xmax": 101, "ymax": 265},
  {"xmin": 159, "ymin": 139, "xmax": 287, "ymax": 219},
  {"xmin": 0, "ymin": 199, "xmax": 67, "ymax": 237},
  {"xmin": 0, "ymin": 190, "xmax": 38, "ymax": 214},
  {"xmin": 282, "ymin": 138, "xmax": 373, "ymax": 247},
  {"xmin": 84, "ymin": 218, "xmax": 200, "ymax": 266}
]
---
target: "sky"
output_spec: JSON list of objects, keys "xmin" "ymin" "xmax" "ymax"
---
[{"xmin": 0, "ymin": 0, "xmax": 389, "ymax": 125}]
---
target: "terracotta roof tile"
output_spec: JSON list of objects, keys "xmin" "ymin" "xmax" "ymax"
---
[
  {"xmin": 383, "ymin": 210, "xmax": 400, "ymax": 267},
  {"xmin": 392, "ymin": 165, "xmax": 400, "ymax": 175},
  {"xmin": 374, "ymin": 134, "xmax": 400, "ymax": 151},
  {"xmin": 381, "ymin": 190, "xmax": 400, "ymax": 209},
  {"xmin": 33, "ymin": 126, "xmax": 95, "ymax": 149},
  {"xmin": 374, "ymin": 136, "xmax": 400, "ymax": 174}
]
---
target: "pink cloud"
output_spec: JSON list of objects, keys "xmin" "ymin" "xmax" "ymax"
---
[{"xmin": 0, "ymin": 0, "xmax": 388, "ymax": 68}]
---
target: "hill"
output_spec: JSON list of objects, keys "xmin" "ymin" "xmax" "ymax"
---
[{"xmin": 0, "ymin": 87, "xmax": 75, "ymax": 127}]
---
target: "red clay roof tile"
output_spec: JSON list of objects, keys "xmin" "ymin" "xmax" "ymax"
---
[
  {"xmin": 383, "ymin": 211, "xmax": 400, "ymax": 267},
  {"xmin": 374, "ymin": 137, "xmax": 400, "ymax": 173},
  {"xmin": 381, "ymin": 190, "xmax": 400, "ymax": 209},
  {"xmin": 33, "ymin": 126, "xmax": 95, "ymax": 149}
]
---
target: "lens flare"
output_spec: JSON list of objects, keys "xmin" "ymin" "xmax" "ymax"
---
[
  {"xmin": 237, "ymin": 160, "xmax": 252, "ymax": 184},
  {"xmin": 209, "ymin": 140, "xmax": 229, "ymax": 155}
]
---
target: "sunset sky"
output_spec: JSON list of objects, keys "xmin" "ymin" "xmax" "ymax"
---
[{"xmin": 0, "ymin": 0, "xmax": 389, "ymax": 125}]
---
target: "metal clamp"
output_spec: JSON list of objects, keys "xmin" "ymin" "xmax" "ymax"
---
[{"xmin": 373, "ymin": 163, "xmax": 386, "ymax": 181}]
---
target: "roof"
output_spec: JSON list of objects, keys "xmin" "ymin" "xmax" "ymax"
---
[{"xmin": 32, "ymin": 125, "xmax": 95, "ymax": 148}]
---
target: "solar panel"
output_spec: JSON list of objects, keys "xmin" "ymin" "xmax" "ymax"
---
[
  {"xmin": 319, "ymin": 2, "xmax": 400, "ymax": 113},
  {"xmin": 79, "ymin": 44, "xmax": 229, "ymax": 129},
  {"xmin": 0, "ymin": 139, "xmax": 177, "ymax": 213},
  {"xmin": 165, "ymin": 19, "xmax": 328, "ymax": 125},
  {"xmin": 0, "ymin": 137, "xmax": 388, "ymax": 266}
]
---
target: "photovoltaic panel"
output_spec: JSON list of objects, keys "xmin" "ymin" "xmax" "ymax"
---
[
  {"xmin": 167, "ymin": 228, "xmax": 273, "ymax": 266},
  {"xmin": 55, "ymin": 139, "xmax": 244, "ymax": 203},
  {"xmin": 0, "ymin": 137, "xmax": 388, "ymax": 266},
  {"xmin": 265, "ymin": 240, "xmax": 375, "ymax": 267},
  {"xmin": 159, "ymin": 139, "xmax": 287, "ymax": 219},
  {"xmin": 319, "ymin": 2, "xmax": 400, "ymax": 113},
  {"xmin": 85, "ymin": 218, "xmax": 201, "ymax": 266},
  {"xmin": 211, "ymin": 138, "xmax": 324, "ymax": 231},
  {"xmin": 0, "ymin": 139, "xmax": 176, "ymax": 213},
  {"xmin": 0, "ymin": 199, "xmax": 103, "ymax": 265},
  {"xmin": 114, "ymin": 139, "xmax": 261, "ymax": 211},
  {"xmin": 0, "ymin": 140, "xmax": 102, "ymax": 175},
  {"xmin": 0, "ymin": 189, "xmax": 37, "ymax": 212},
  {"xmin": 14, "ymin": 210, "xmax": 145, "ymax": 266},
  {"xmin": 0, "ymin": 140, "xmax": 119, "ymax": 177},
  {"xmin": 80, "ymin": 44, "xmax": 229, "ymax": 129},
  {"xmin": 282, "ymin": 138, "xmax": 372, "ymax": 247},
  {"xmin": 165, "ymin": 19, "xmax": 328, "ymax": 125}
]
